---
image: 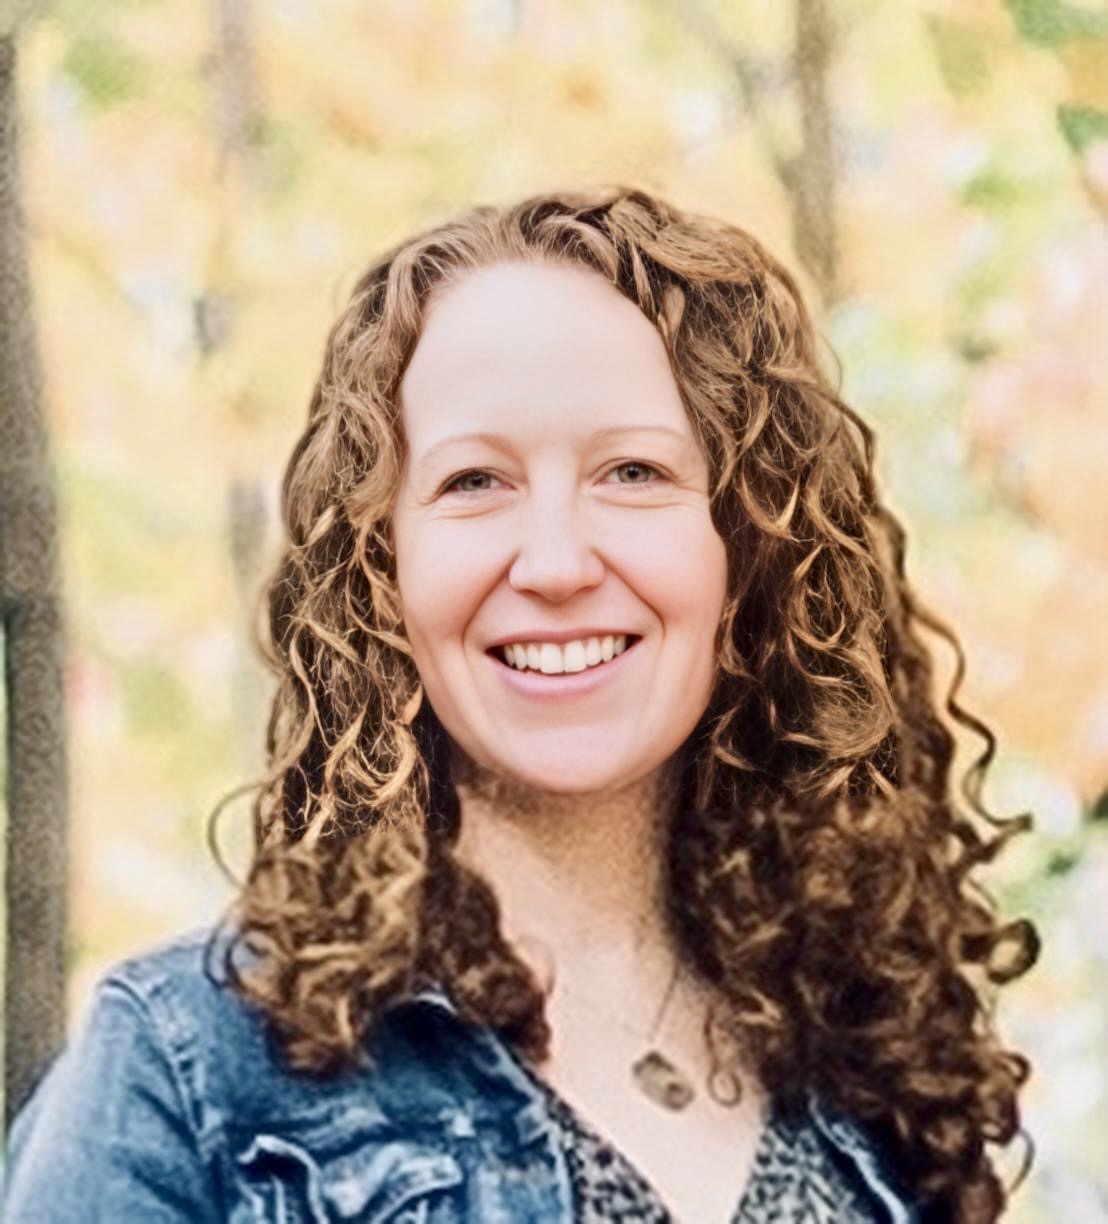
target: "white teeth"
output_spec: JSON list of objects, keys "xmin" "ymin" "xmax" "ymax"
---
[
  {"xmin": 497, "ymin": 634, "xmax": 636, "ymax": 674},
  {"xmin": 563, "ymin": 641, "xmax": 588, "ymax": 673},
  {"xmin": 539, "ymin": 643, "xmax": 564, "ymax": 674}
]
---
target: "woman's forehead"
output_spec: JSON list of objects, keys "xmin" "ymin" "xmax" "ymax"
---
[{"xmin": 399, "ymin": 261, "xmax": 689, "ymax": 453}]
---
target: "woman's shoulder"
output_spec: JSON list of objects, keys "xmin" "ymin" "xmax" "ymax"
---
[
  {"xmin": 63, "ymin": 923, "xmax": 456, "ymax": 1129},
  {"xmin": 8, "ymin": 926, "xmax": 317, "ymax": 1147},
  {"xmin": 5, "ymin": 927, "xmax": 476, "ymax": 1222},
  {"xmin": 76, "ymin": 925, "xmax": 292, "ymax": 1114},
  {"xmin": 93, "ymin": 923, "xmax": 240, "ymax": 1026},
  {"xmin": 92, "ymin": 924, "xmax": 261, "ymax": 1043},
  {"xmin": 100, "ymin": 922, "xmax": 225, "ymax": 986}
]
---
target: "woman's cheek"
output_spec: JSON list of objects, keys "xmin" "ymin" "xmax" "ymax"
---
[
  {"xmin": 402, "ymin": 524, "xmax": 500, "ymax": 638},
  {"xmin": 620, "ymin": 514, "xmax": 728, "ymax": 605}
]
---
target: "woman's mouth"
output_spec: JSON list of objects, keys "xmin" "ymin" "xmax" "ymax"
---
[
  {"xmin": 491, "ymin": 633, "xmax": 640, "ymax": 675},
  {"xmin": 484, "ymin": 634, "xmax": 643, "ymax": 697}
]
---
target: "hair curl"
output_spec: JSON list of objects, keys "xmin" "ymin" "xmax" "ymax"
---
[{"xmin": 211, "ymin": 186, "xmax": 1039, "ymax": 1222}]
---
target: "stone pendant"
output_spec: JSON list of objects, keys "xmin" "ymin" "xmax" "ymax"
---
[{"xmin": 631, "ymin": 1049, "xmax": 696, "ymax": 1111}]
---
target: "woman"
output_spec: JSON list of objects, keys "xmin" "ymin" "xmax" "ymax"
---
[{"xmin": 5, "ymin": 186, "xmax": 1038, "ymax": 1222}]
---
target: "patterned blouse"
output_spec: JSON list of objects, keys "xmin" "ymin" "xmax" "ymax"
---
[{"xmin": 525, "ymin": 1067, "xmax": 884, "ymax": 1222}]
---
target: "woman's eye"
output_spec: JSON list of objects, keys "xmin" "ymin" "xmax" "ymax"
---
[
  {"xmin": 606, "ymin": 461, "xmax": 663, "ymax": 486},
  {"xmin": 440, "ymin": 462, "xmax": 663, "ymax": 496},
  {"xmin": 442, "ymin": 469, "xmax": 501, "ymax": 495}
]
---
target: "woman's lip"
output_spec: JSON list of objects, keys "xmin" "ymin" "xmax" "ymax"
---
[{"xmin": 485, "ymin": 637, "xmax": 641, "ymax": 698}]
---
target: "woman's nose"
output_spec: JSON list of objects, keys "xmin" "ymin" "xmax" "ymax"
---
[{"xmin": 507, "ymin": 504, "xmax": 606, "ymax": 602}]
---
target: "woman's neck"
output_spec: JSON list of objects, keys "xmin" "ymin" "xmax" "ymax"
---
[{"xmin": 451, "ymin": 750, "xmax": 681, "ymax": 997}]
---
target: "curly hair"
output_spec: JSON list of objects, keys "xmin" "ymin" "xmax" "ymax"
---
[{"xmin": 211, "ymin": 186, "xmax": 1039, "ymax": 1222}]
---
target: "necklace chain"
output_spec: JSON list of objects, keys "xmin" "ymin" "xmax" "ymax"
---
[
  {"xmin": 557, "ymin": 953, "xmax": 697, "ymax": 1111},
  {"xmin": 646, "ymin": 955, "xmax": 682, "ymax": 1042},
  {"xmin": 518, "ymin": 934, "xmax": 698, "ymax": 1112},
  {"xmin": 556, "ymin": 951, "xmax": 682, "ymax": 1044}
]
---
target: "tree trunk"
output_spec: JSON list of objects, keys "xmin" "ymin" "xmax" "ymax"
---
[
  {"xmin": 0, "ymin": 32, "xmax": 68, "ymax": 1129},
  {"xmin": 209, "ymin": 0, "xmax": 271, "ymax": 779},
  {"xmin": 785, "ymin": 0, "xmax": 840, "ymax": 304},
  {"xmin": 674, "ymin": 0, "xmax": 842, "ymax": 306}
]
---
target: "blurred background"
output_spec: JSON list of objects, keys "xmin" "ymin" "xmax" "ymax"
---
[{"xmin": 0, "ymin": 0, "xmax": 1106, "ymax": 1217}]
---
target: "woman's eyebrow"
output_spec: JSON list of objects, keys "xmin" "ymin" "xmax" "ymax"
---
[
  {"xmin": 416, "ymin": 431, "xmax": 515, "ymax": 474},
  {"xmin": 414, "ymin": 425, "xmax": 693, "ymax": 474},
  {"xmin": 589, "ymin": 424, "xmax": 691, "ymax": 447}
]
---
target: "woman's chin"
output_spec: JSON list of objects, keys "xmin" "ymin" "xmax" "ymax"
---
[{"xmin": 473, "ymin": 748, "xmax": 654, "ymax": 798}]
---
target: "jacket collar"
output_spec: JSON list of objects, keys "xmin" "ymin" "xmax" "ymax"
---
[
  {"xmin": 388, "ymin": 983, "xmax": 552, "ymax": 1146},
  {"xmin": 399, "ymin": 982, "xmax": 916, "ymax": 1222}
]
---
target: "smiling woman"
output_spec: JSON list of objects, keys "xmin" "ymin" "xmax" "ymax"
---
[{"xmin": 4, "ymin": 187, "xmax": 1038, "ymax": 1223}]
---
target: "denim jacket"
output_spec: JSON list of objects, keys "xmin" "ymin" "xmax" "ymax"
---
[{"xmin": 4, "ymin": 928, "xmax": 918, "ymax": 1222}]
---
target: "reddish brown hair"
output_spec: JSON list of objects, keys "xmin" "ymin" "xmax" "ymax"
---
[{"xmin": 214, "ymin": 186, "xmax": 1038, "ymax": 1221}]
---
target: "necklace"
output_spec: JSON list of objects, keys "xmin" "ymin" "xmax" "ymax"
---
[
  {"xmin": 554, "ymin": 949, "xmax": 698, "ymax": 1113},
  {"xmin": 628, "ymin": 956, "xmax": 697, "ymax": 1111}
]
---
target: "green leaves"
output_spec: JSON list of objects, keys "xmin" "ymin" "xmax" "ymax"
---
[
  {"xmin": 62, "ymin": 30, "xmax": 146, "ymax": 109},
  {"xmin": 1000, "ymin": 2, "xmax": 1108, "ymax": 166},
  {"xmin": 925, "ymin": 14, "xmax": 992, "ymax": 98},
  {"xmin": 1006, "ymin": 0, "xmax": 1108, "ymax": 48},
  {"xmin": 1057, "ymin": 102, "xmax": 1108, "ymax": 151}
]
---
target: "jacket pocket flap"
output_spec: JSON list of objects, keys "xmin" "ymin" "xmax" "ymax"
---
[{"xmin": 236, "ymin": 1131, "xmax": 464, "ymax": 1223}]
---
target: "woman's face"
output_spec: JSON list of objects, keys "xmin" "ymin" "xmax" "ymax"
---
[{"xmin": 392, "ymin": 261, "xmax": 728, "ymax": 795}]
